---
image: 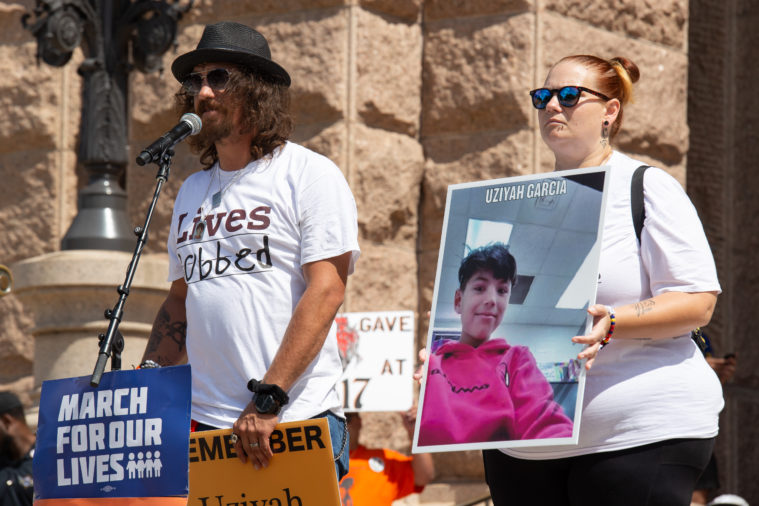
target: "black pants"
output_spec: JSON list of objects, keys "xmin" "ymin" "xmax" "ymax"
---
[{"xmin": 483, "ymin": 438, "xmax": 715, "ymax": 506}]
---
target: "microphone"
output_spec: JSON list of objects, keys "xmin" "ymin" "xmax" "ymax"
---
[{"xmin": 136, "ymin": 113, "xmax": 202, "ymax": 166}]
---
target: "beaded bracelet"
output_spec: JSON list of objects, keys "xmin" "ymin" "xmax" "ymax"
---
[{"xmin": 601, "ymin": 306, "xmax": 615, "ymax": 347}]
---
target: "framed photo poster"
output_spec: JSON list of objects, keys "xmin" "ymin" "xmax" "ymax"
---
[{"xmin": 413, "ymin": 167, "xmax": 609, "ymax": 453}]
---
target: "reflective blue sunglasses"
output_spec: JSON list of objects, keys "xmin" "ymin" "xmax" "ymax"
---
[{"xmin": 530, "ymin": 86, "xmax": 610, "ymax": 109}]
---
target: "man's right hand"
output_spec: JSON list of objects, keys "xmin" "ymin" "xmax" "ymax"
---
[{"xmin": 232, "ymin": 401, "xmax": 279, "ymax": 470}]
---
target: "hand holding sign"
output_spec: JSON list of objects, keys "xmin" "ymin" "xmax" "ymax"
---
[
  {"xmin": 232, "ymin": 404, "xmax": 278, "ymax": 469},
  {"xmin": 189, "ymin": 420, "xmax": 340, "ymax": 504}
]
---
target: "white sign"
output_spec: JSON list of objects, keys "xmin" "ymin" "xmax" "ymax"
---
[{"xmin": 335, "ymin": 311, "xmax": 415, "ymax": 412}]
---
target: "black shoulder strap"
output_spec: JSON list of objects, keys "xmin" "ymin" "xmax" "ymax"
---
[{"xmin": 631, "ymin": 165, "xmax": 651, "ymax": 244}]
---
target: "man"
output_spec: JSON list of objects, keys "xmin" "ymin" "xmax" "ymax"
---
[
  {"xmin": 0, "ymin": 392, "xmax": 35, "ymax": 506},
  {"xmin": 140, "ymin": 21, "xmax": 360, "ymax": 479},
  {"xmin": 339, "ymin": 408, "xmax": 434, "ymax": 505}
]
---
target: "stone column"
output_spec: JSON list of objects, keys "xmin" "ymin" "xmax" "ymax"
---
[
  {"xmin": 11, "ymin": 250, "xmax": 169, "ymax": 422},
  {"xmin": 688, "ymin": 0, "xmax": 759, "ymax": 500}
]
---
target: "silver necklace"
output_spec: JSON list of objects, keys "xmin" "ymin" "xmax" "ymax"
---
[
  {"xmin": 212, "ymin": 164, "xmax": 250, "ymax": 208},
  {"xmin": 211, "ymin": 167, "xmax": 223, "ymax": 208},
  {"xmin": 194, "ymin": 163, "xmax": 251, "ymax": 240}
]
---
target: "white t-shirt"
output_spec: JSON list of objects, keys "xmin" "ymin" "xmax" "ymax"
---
[
  {"xmin": 167, "ymin": 142, "xmax": 360, "ymax": 427},
  {"xmin": 506, "ymin": 150, "xmax": 723, "ymax": 459}
]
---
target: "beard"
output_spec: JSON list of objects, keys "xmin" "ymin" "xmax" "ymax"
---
[{"xmin": 189, "ymin": 98, "xmax": 237, "ymax": 152}]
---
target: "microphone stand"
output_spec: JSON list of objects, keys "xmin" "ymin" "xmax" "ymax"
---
[{"xmin": 90, "ymin": 148, "xmax": 175, "ymax": 387}]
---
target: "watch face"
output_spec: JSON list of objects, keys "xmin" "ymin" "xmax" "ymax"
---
[{"xmin": 255, "ymin": 393, "xmax": 278, "ymax": 414}]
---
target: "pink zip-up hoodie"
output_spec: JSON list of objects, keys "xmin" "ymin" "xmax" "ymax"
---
[{"xmin": 418, "ymin": 338, "xmax": 573, "ymax": 446}]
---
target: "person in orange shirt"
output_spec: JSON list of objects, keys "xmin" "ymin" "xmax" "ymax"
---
[{"xmin": 339, "ymin": 408, "xmax": 434, "ymax": 505}]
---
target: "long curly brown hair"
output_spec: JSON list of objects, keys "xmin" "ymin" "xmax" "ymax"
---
[{"xmin": 175, "ymin": 66, "xmax": 293, "ymax": 169}]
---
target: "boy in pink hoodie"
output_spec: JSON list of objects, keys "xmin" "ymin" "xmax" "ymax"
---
[{"xmin": 418, "ymin": 243, "xmax": 573, "ymax": 446}]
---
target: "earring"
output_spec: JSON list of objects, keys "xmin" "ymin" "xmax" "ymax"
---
[{"xmin": 601, "ymin": 120, "xmax": 610, "ymax": 148}]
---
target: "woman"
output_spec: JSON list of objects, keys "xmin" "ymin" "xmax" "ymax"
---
[{"xmin": 480, "ymin": 55, "xmax": 723, "ymax": 505}]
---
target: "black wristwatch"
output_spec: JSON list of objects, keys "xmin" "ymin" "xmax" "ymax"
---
[
  {"xmin": 253, "ymin": 392, "xmax": 281, "ymax": 415},
  {"xmin": 248, "ymin": 379, "xmax": 289, "ymax": 415}
]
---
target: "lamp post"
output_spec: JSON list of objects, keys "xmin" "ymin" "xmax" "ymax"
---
[{"xmin": 22, "ymin": 0, "xmax": 192, "ymax": 251}]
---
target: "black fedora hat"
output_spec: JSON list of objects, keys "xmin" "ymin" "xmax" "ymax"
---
[{"xmin": 172, "ymin": 21, "xmax": 290, "ymax": 87}]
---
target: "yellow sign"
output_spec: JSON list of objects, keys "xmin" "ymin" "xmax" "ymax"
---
[{"xmin": 188, "ymin": 418, "xmax": 340, "ymax": 506}]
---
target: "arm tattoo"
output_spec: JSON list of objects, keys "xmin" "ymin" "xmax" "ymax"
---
[
  {"xmin": 147, "ymin": 307, "xmax": 187, "ymax": 355},
  {"xmin": 634, "ymin": 299, "xmax": 655, "ymax": 317}
]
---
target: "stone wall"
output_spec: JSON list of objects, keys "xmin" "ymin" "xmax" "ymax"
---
[
  {"xmin": 688, "ymin": 0, "xmax": 759, "ymax": 501},
  {"xmin": 0, "ymin": 0, "xmax": 755, "ymax": 503},
  {"xmin": 0, "ymin": 0, "xmax": 78, "ymax": 405}
]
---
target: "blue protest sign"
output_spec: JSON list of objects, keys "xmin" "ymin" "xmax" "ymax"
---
[{"xmin": 34, "ymin": 365, "xmax": 191, "ymax": 501}]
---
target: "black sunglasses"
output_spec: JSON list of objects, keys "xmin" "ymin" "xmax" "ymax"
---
[
  {"xmin": 529, "ymin": 86, "xmax": 610, "ymax": 109},
  {"xmin": 182, "ymin": 68, "xmax": 232, "ymax": 95}
]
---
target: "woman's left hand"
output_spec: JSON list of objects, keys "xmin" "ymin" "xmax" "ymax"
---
[{"xmin": 572, "ymin": 304, "xmax": 611, "ymax": 370}]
